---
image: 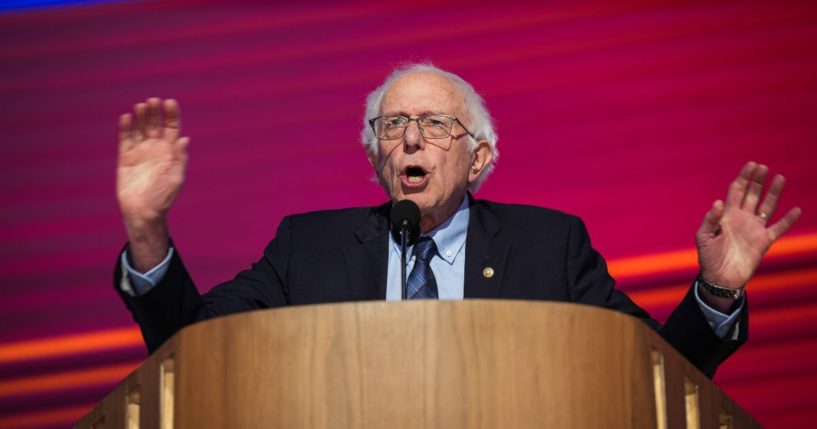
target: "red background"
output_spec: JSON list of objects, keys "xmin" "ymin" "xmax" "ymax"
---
[{"xmin": 1, "ymin": 1, "xmax": 816, "ymax": 427}]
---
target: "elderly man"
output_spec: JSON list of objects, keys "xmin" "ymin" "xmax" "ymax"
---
[{"xmin": 115, "ymin": 64, "xmax": 801, "ymax": 376}]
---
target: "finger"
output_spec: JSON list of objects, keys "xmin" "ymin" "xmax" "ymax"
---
[
  {"xmin": 725, "ymin": 161, "xmax": 756, "ymax": 208},
  {"xmin": 767, "ymin": 206, "xmax": 802, "ymax": 242},
  {"xmin": 757, "ymin": 174, "xmax": 785, "ymax": 220},
  {"xmin": 163, "ymin": 99, "xmax": 181, "ymax": 142},
  {"xmin": 741, "ymin": 163, "xmax": 767, "ymax": 212},
  {"xmin": 118, "ymin": 113, "xmax": 135, "ymax": 153},
  {"xmin": 698, "ymin": 199, "xmax": 725, "ymax": 236},
  {"xmin": 133, "ymin": 102, "xmax": 147, "ymax": 141},
  {"xmin": 146, "ymin": 97, "xmax": 163, "ymax": 139}
]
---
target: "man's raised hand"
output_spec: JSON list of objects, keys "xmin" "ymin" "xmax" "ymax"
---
[
  {"xmin": 117, "ymin": 98, "xmax": 190, "ymax": 271},
  {"xmin": 696, "ymin": 162, "xmax": 802, "ymax": 308}
]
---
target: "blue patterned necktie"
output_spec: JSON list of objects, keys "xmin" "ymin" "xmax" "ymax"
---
[{"xmin": 407, "ymin": 237, "xmax": 439, "ymax": 299}]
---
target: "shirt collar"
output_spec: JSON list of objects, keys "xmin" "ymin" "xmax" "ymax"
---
[{"xmin": 389, "ymin": 194, "xmax": 470, "ymax": 265}]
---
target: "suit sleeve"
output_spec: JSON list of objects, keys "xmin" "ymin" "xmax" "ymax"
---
[
  {"xmin": 564, "ymin": 215, "xmax": 747, "ymax": 377},
  {"xmin": 114, "ymin": 217, "xmax": 293, "ymax": 353}
]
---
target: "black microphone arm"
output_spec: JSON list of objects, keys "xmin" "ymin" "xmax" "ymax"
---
[
  {"xmin": 390, "ymin": 200, "xmax": 421, "ymax": 300},
  {"xmin": 399, "ymin": 220, "xmax": 410, "ymax": 300}
]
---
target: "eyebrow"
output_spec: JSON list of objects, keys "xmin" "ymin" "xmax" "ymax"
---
[{"xmin": 380, "ymin": 110, "xmax": 443, "ymax": 117}]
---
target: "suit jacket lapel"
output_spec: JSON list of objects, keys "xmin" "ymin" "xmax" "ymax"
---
[
  {"xmin": 464, "ymin": 198, "xmax": 511, "ymax": 298},
  {"xmin": 343, "ymin": 203, "xmax": 390, "ymax": 300}
]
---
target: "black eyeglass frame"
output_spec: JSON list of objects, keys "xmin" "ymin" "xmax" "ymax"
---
[{"xmin": 368, "ymin": 114, "xmax": 476, "ymax": 141}]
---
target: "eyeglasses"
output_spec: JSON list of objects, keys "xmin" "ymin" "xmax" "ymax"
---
[{"xmin": 369, "ymin": 114, "xmax": 476, "ymax": 141}]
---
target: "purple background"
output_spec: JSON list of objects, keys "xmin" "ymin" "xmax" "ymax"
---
[{"xmin": 1, "ymin": 1, "xmax": 816, "ymax": 427}]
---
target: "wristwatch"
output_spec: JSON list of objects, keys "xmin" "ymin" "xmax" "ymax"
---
[{"xmin": 697, "ymin": 274, "xmax": 744, "ymax": 300}]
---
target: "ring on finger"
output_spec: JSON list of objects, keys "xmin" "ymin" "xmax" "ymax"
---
[{"xmin": 758, "ymin": 211, "xmax": 770, "ymax": 222}]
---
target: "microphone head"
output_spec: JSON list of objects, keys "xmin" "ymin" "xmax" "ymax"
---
[{"xmin": 390, "ymin": 199, "xmax": 421, "ymax": 245}]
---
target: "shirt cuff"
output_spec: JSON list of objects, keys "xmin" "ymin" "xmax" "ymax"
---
[
  {"xmin": 120, "ymin": 247, "xmax": 175, "ymax": 296},
  {"xmin": 694, "ymin": 280, "xmax": 744, "ymax": 340}
]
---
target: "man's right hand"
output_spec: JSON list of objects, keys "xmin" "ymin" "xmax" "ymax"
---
[{"xmin": 117, "ymin": 98, "xmax": 190, "ymax": 272}]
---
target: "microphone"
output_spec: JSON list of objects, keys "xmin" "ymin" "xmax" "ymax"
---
[{"xmin": 390, "ymin": 200, "xmax": 421, "ymax": 300}]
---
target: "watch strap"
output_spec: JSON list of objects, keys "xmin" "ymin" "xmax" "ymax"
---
[{"xmin": 697, "ymin": 274, "xmax": 744, "ymax": 300}]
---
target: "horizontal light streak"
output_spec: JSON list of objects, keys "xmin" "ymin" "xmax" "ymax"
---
[
  {"xmin": 0, "ymin": 248, "xmax": 811, "ymax": 424},
  {"xmin": 608, "ymin": 231, "xmax": 817, "ymax": 278},
  {"xmin": 628, "ymin": 266, "xmax": 817, "ymax": 308},
  {"xmin": 2, "ymin": 299, "xmax": 816, "ymax": 410},
  {"xmin": 1, "ymin": 233, "xmax": 815, "ymax": 367},
  {"xmin": 20, "ymin": 1, "xmax": 797, "ymax": 98},
  {"xmin": 0, "ymin": 326, "xmax": 141, "ymax": 365},
  {"xmin": 1, "ymin": 6, "xmax": 598, "ymax": 93},
  {"xmin": 0, "ymin": 403, "xmax": 93, "ymax": 429},
  {"xmin": 0, "ymin": 3, "xmax": 399, "ymax": 60},
  {"xmin": 0, "ymin": 361, "xmax": 137, "ymax": 398}
]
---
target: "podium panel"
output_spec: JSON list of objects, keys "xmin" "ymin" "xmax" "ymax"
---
[{"xmin": 75, "ymin": 301, "xmax": 760, "ymax": 428}]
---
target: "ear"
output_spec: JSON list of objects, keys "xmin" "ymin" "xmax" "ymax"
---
[{"xmin": 468, "ymin": 140, "xmax": 493, "ymax": 184}]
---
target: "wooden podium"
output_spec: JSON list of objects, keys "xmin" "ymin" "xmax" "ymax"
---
[{"xmin": 75, "ymin": 301, "xmax": 760, "ymax": 428}]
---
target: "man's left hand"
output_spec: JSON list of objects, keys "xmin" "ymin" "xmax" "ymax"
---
[{"xmin": 696, "ymin": 161, "xmax": 802, "ymax": 309}]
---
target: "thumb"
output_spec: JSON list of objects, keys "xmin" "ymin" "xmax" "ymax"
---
[
  {"xmin": 174, "ymin": 136, "xmax": 190, "ymax": 159},
  {"xmin": 697, "ymin": 199, "xmax": 724, "ymax": 237}
]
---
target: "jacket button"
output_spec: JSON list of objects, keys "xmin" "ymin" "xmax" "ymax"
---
[{"xmin": 482, "ymin": 267, "xmax": 495, "ymax": 278}]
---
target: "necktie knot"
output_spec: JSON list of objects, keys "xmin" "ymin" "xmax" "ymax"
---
[{"xmin": 412, "ymin": 237, "xmax": 437, "ymax": 262}]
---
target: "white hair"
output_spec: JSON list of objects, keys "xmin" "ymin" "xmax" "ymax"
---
[{"xmin": 361, "ymin": 63, "xmax": 499, "ymax": 192}]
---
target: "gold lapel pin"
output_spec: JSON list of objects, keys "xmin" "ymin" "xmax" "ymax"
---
[{"xmin": 482, "ymin": 267, "xmax": 495, "ymax": 278}]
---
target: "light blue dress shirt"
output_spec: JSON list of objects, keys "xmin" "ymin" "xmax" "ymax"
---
[
  {"xmin": 121, "ymin": 196, "xmax": 742, "ymax": 338},
  {"xmin": 386, "ymin": 196, "xmax": 470, "ymax": 301}
]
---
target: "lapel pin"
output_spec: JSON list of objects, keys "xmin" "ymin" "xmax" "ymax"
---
[{"xmin": 482, "ymin": 267, "xmax": 495, "ymax": 278}]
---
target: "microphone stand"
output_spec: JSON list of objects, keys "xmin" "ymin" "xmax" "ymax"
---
[{"xmin": 400, "ymin": 220, "xmax": 409, "ymax": 300}]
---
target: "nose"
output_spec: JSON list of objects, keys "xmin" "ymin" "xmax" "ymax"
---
[{"xmin": 403, "ymin": 120, "xmax": 424, "ymax": 151}]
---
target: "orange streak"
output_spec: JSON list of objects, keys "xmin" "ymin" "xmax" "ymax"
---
[
  {"xmin": 629, "ymin": 283, "xmax": 689, "ymax": 308},
  {"xmin": 629, "ymin": 267, "xmax": 817, "ymax": 308},
  {"xmin": 0, "ymin": 326, "xmax": 142, "ymax": 364},
  {"xmin": 0, "ymin": 403, "xmax": 93, "ymax": 429},
  {"xmin": 0, "ymin": 272, "xmax": 814, "ymax": 400},
  {"xmin": 0, "ymin": 362, "xmax": 139, "ymax": 398},
  {"xmin": 609, "ymin": 249, "xmax": 698, "ymax": 279},
  {"xmin": 609, "ymin": 232, "xmax": 817, "ymax": 279},
  {"xmin": 0, "ymin": 234, "xmax": 813, "ymax": 367}
]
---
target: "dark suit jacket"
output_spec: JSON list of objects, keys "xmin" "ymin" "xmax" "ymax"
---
[{"xmin": 116, "ymin": 198, "xmax": 747, "ymax": 376}]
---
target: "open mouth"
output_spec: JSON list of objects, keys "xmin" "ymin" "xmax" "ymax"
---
[
  {"xmin": 400, "ymin": 165, "xmax": 430, "ymax": 188},
  {"xmin": 404, "ymin": 166, "xmax": 427, "ymax": 183}
]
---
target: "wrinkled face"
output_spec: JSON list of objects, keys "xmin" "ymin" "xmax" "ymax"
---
[{"xmin": 368, "ymin": 71, "xmax": 492, "ymax": 230}]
